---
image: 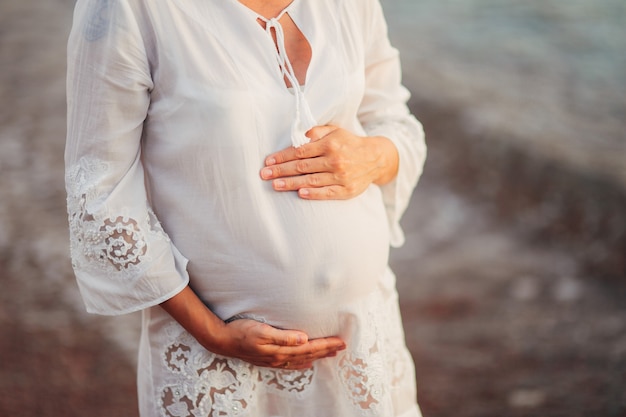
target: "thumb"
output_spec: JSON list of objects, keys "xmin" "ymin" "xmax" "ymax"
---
[
  {"xmin": 263, "ymin": 326, "xmax": 309, "ymax": 346},
  {"xmin": 306, "ymin": 125, "xmax": 339, "ymax": 142}
]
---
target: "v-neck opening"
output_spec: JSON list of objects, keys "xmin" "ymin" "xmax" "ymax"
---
[
  {"xmin": 230, "ymin": 0, "xmax": 311, "ymax": 90},
  {"xmin": 226, "ymin": 0, "xmax": 318, "ymax": 147}
]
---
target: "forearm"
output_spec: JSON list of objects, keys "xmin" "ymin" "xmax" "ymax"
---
[{"xmin": 159, "ymin": 285, "xmax": 228, "ymax": 353}]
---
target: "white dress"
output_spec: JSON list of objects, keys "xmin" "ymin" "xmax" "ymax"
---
[{"xmin": 65, "ymin": 0, "xmax": 426, "ymax": 416}]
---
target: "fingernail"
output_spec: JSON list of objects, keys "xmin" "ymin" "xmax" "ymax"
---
[
  {"xmin": 274, "ymin": 179, "xmax": 285, "ymax": 189},
  {"xmin": 261, "ymin": 168, "xmax": 272, "ymax": 179},
  {"xmin": 266, "ymin": 157, "xmax": 276, "ymax": 166},
  {"xmin": 299, "ymin": 188, "xmax": 309, "ymax": 197}
]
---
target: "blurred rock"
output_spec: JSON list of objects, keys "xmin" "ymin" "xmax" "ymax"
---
[{"xmin": 508, "ymin": 388, "xmax": 547, "ymax": 408}]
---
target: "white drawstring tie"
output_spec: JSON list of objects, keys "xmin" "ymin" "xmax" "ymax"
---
[{"xmin": 259, "ymin": 13, "xmax": 316, "ymax": 148}]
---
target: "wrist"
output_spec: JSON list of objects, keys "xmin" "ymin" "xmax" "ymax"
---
[
  {"xmin": 159, "ymin": 285, "xmax": 232, "ymax": 356},
  {"xmin": 199, "ymin": 316, "xmax": 231, "ymax": 355},
  {"xmin": 370, "ymin": 135, "xmax": 399, "ymax": 185}
]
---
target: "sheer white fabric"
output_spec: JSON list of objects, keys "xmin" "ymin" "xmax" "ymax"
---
[{"xmin": 66, "ymin": 0, "xmax": 426, "ymax": 415}]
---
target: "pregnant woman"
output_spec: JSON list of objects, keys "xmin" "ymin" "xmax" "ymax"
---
[{"xmin": 65, "ymin": 0, "xmax": 426, "ymax": 416}]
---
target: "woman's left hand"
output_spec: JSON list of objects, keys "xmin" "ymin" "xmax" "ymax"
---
[{"xmin": 260, "ymin": 125, "xmax": 399, "ymax": 200}]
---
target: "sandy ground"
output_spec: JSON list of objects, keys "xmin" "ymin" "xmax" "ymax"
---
[{"xmin": 1, "ymin": 1, "xmax": 625, "ymax": 416}]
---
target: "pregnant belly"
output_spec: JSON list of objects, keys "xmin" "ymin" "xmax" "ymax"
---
[{"xmin": 182, "ymin": 187, "xmax": 390, "ymax": 338}]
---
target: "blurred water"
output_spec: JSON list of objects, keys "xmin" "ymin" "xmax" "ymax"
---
[{"xmin": 381, "ymin": 0, "xmax": 626, "ymax": 185}]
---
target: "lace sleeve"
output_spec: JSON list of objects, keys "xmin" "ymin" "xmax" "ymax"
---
[
  {"xmin": 65, "ymin": 0, "xmax": 188, "ymax": 315},
  {"xmin": 358, "ymin": 0, "xmax": 427, "ymax": 248}
]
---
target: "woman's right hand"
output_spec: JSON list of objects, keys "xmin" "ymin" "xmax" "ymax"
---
[
  {"xmin": 215, "ymin": 319, "xmax": 346, "ymax": 370},
  {"xmin": 161, "ymin": 286, "xmax": 346, "ymax": 371}
]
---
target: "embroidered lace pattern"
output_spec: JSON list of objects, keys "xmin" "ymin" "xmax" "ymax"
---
[
  {"xmin": 66, "ymin": 157, "xmax": 168, "ymax": 279},
  {"xmin": 155, "ymin": 292, "xmax": 412, "ymax": 417},
  {"xmin": 337, "ymin": 302, "xmax": 387, "ymax": 415},
  {"xmin": 158, "ymin": 288, "xmax": 413, "ymax": 417},
  {"xmin": 338, "ymin": 348, "xmax": 384, "ymax": 414},
  {"xmin": 336, "ymin": 292, "xmax": 414, "ymax": 415},
  {"xmin": 259, "ymin": 367, "xmax": 315, "ymax": 397},
  {"xmin": 158, "ymin": 323, "xmax": 318, "ymax": 417},
  {"xmin": 160, "ymin": 336, "xmax": 257, "ymax": 416}
]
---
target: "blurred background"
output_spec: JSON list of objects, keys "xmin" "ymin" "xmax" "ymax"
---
[{"xmin": 0, "ymin": 0, "xmax": 624, "ymax": 416}]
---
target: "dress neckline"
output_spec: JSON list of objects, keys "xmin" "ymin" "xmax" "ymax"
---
[{"xmin": 228, "ymin": 0, "xmax": 300, "ymax": 21}]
